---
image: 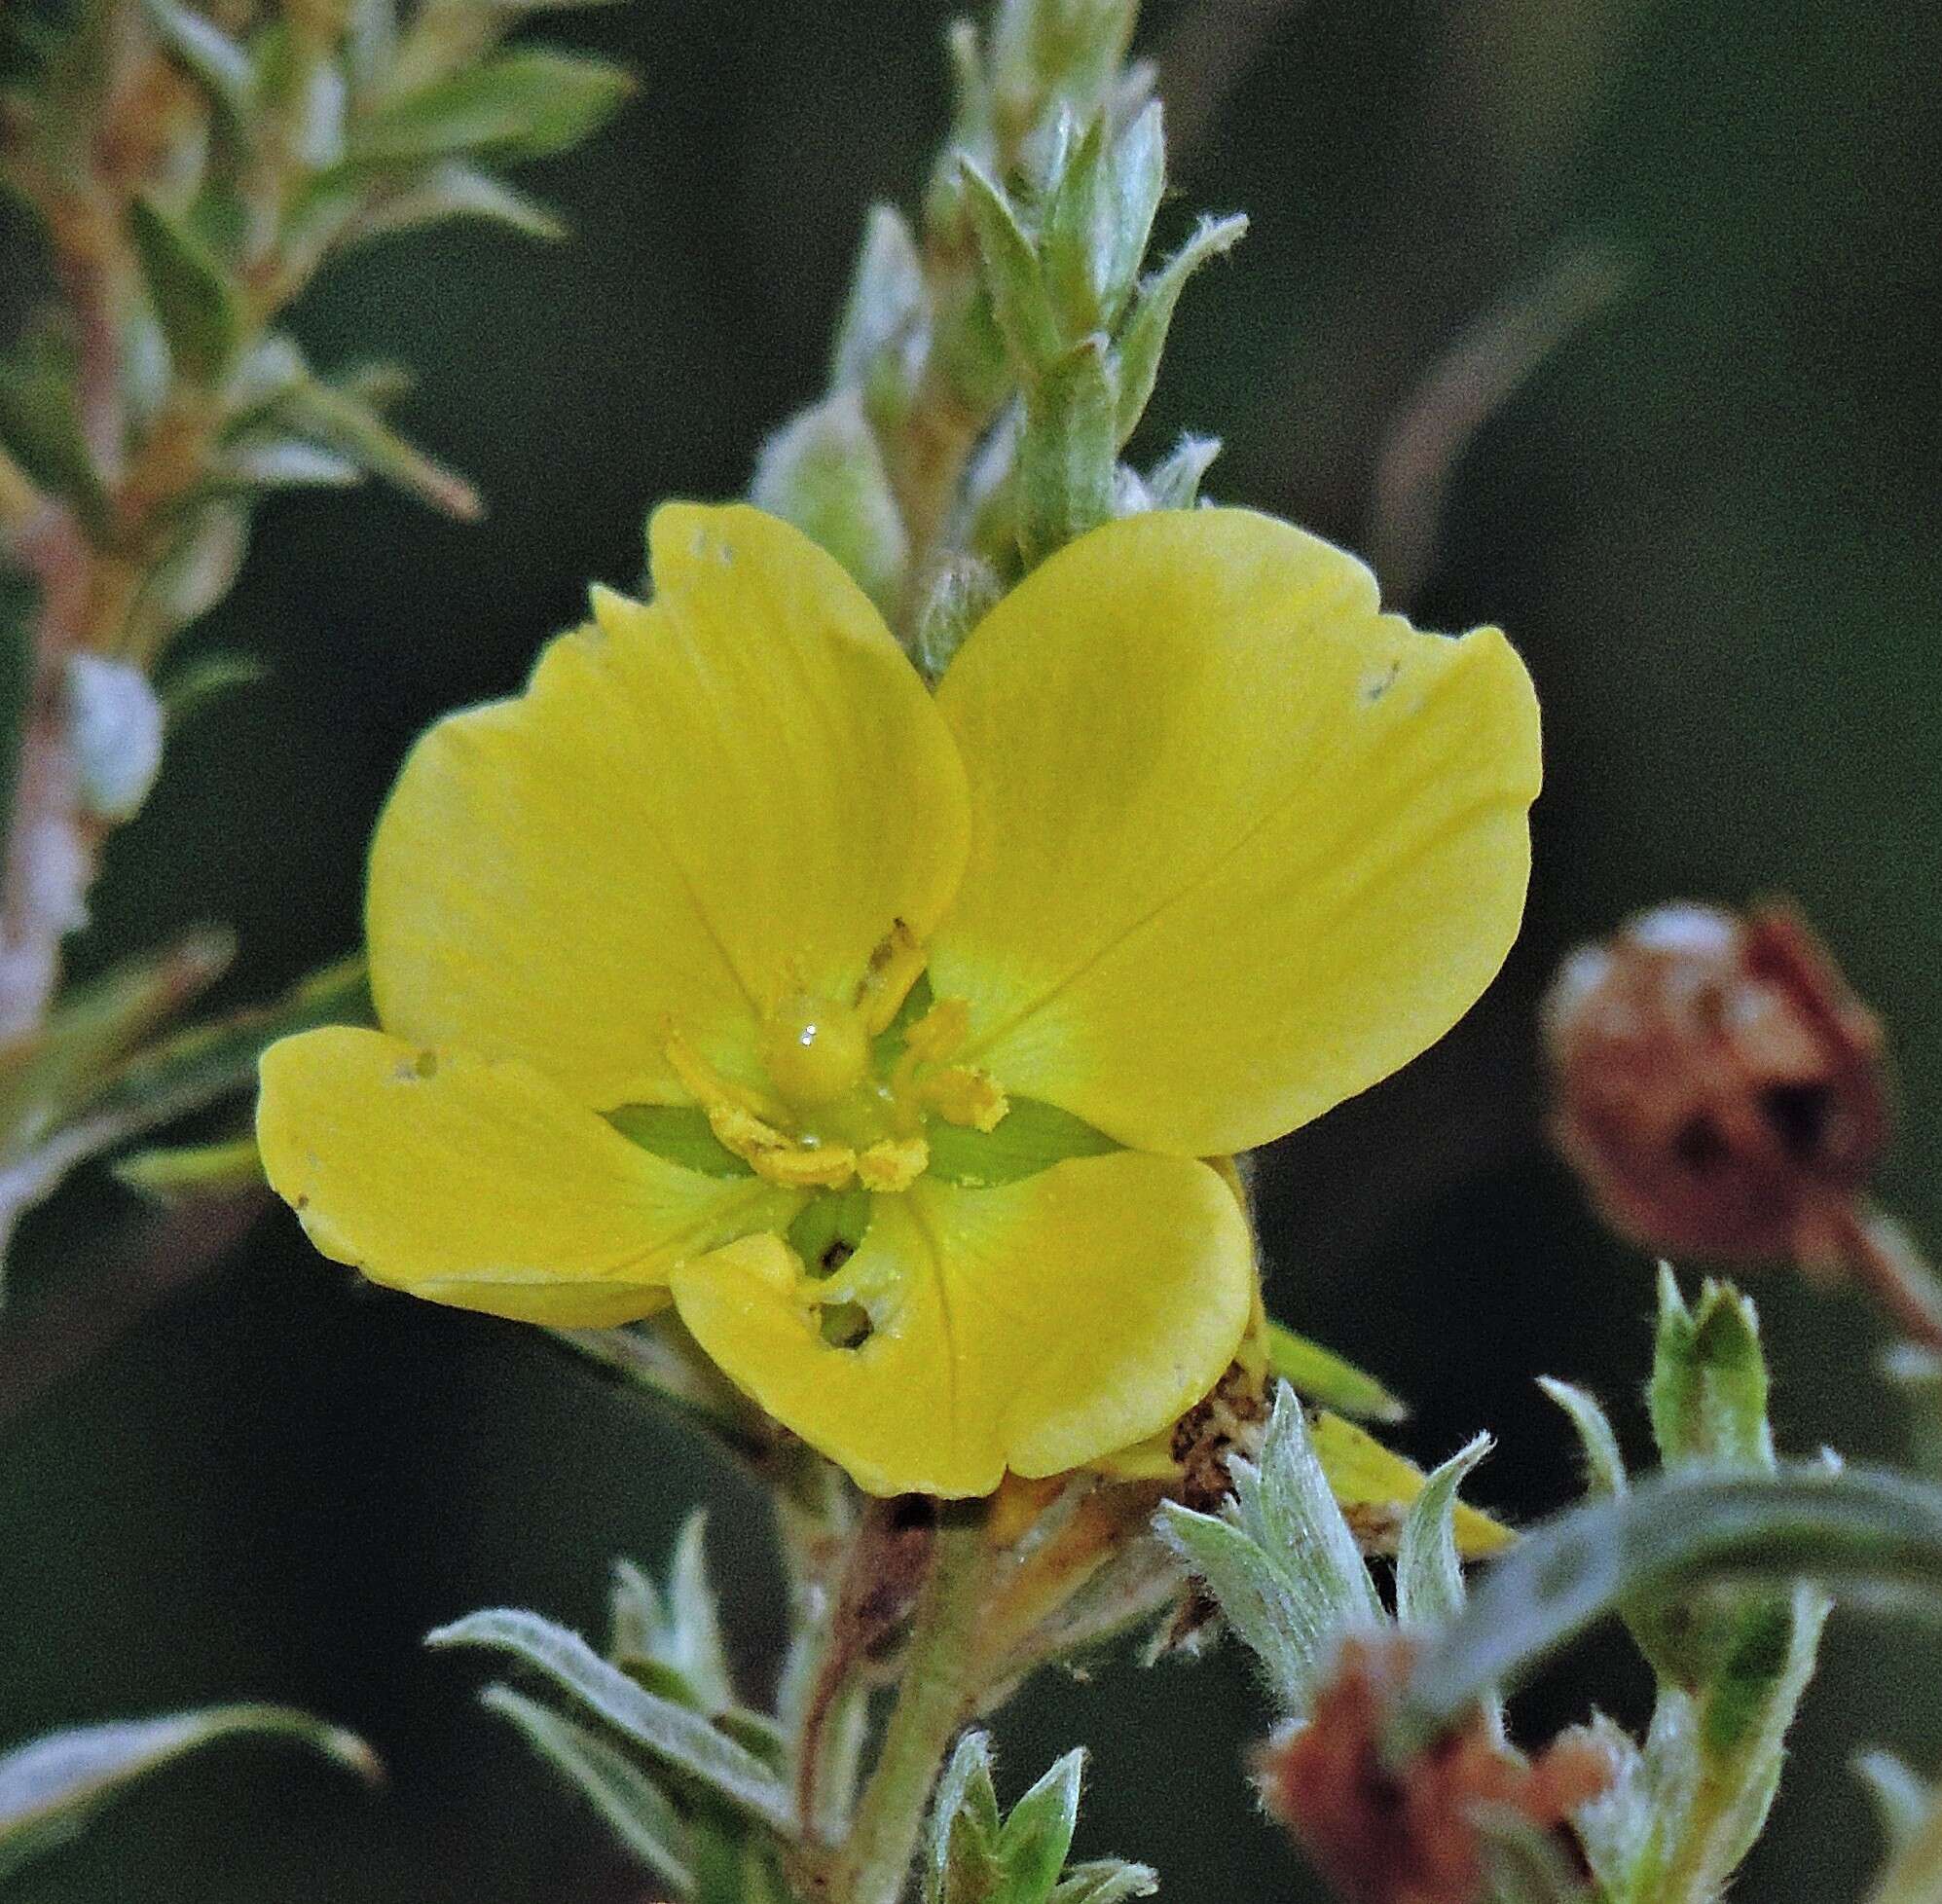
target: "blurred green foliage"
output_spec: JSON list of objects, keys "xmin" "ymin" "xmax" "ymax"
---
[{"xmin": 3, "ymin": 0, "xmax": 1941, "ymax": 1898}]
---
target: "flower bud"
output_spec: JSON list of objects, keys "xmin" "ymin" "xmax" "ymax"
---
[{"xmin": 1543, "ymin": 901, "xmax": 1889, "ymax": 1263}]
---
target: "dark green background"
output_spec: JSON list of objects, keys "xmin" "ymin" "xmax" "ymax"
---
[{"xmin": 4, "ymin": 0, "xmax": 1941, "ymax": 1897}]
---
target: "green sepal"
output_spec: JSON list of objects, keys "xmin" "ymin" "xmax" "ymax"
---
[
  {"xmin": 926, "ymin": 1730, "xmax": 1005, "ymax": 1904},
  {"xmin": 1263, "ymin": 1318, "xmax": 1407, "ymax": 1423},
  {"xmin": 1048, "ymin": 1861, "xmax": 1158, "ymax": 1904},
  {"xmin": 788, "ymin": 1183, "xmax": 873, "ymax": 1273},
  {"xmin": 0, "ymin": 1705, "xmax": 376, "ymax": 1884},
  {"xmin": 959, "ymin": 162, "xmax": 1063, "ymax": 370},
  {"xmin": 607, "ymin": 1104, "xmax": 752, "ymax": 1179},
  {"xmin": 925, "ymin": 1094, "xmax": 1120, "ymax": 1188},
  {"xmin": 114, "ymin": 1131, "xmax": 265, "ymax": 1203},
  {"xmin": 993, "ymin": 1749, "xmax": 1085, "ymax": 1901},
  {"xmin": 345, "ymin": 49, "xmax": 633, "ymax": 168}
]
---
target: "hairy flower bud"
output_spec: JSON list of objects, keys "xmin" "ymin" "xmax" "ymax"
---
[{"xmin": 1543, "ymin": 901, "xmax": 1889, "ymax": 1264}]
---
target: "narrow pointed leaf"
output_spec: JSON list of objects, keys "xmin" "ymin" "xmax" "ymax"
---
[
  {"xmin": 1391, "ymin": 1464, "xmax": 1942, "ymax": 1760},
  {"xmin": 479, "ymin": 1683, "xmax": 693, "ymax": 1892},
  {"xmin": 128, "ymin": 197, "xmax": 241, "ymax": 384},
  {"xmin": 347, "ymin": 51, "xmax": 633, "ymax": 167},
  {"xmin": 1111, "ymin": 212, "xmax": 1245, "ymax": 446},
  {"xmin": 426, "ymin": 1609, "xmax": 793, "ymax": 1836},
  {"xmin": 1396, "ymin": 1435, "xmax": 1493, "ymax": 1629},
  {"xmin": 138, "ymin": 0, "xmax": 253, "ymax": 117},
  {"xmin": 0, "ymin": 1705, "xmax": 375, "ymax": 1882},
  {"xmin": 1857, "ymin": 1751, "xmax": 1934, "ymax": 1854},
  {"xmin": 0, "ymin": 337, "xmax": 109, "ymax": 534},
  {"xmin": 114, "ymin": 1131, "xmax": 265, "ymax": 1203},
  {"xmin": 1536, "ymin": 1377, "xmax": 1628, "ymax": 1499},
  {"xmin": 928, "ymin": 1730, "xmax": 1004, "ymax": 1904},
  {"xmin": 664, "ymin": 1512, "xmax": 735, "ymax": 1717},
  {"xmin": 1309, "ymin": 1410, "xmax": 1513, "ymax": 1558},
  {"xmin": 271, "ymin": 377, "xmax": 481, "ymax": 519},
  {"xmin": 1050, "ymin": 1861, "xmax": 1158, "ymax": 1904},
  {"xmin": 1143, "ymin": 433, "xmax": 1220, "ymax": 510},
  {"xmin": 959, "ymin": 162, "xmax": 1062, "ymax": 370},
  {"xmin": 353, "ymin": 164, "xmax": 568, "ymax": 244}
]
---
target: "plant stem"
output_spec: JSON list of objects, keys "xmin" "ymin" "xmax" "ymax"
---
[{"xmin": 823, "ymin": 1521, "xmax": 988, "ymax": 1904}]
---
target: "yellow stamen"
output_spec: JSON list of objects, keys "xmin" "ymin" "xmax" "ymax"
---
[
  {"xmin": 903, "ymin": 995, "xmax": 971, "ymax": 1064},
  {"xmin": 710, "ymin": 1103, "xmax": 859, "ymax": 1190},
  {"xmin": 921, "ymin": 1065, "xmax": 1008, "ymax": 1132},
  {"xmin": 665, "ymin": 1024, "xmax": 786, "ymax": 1122},
  {"xmin": 857, "ymin": 1133, "xmax": 930, "ymax": 1192}
]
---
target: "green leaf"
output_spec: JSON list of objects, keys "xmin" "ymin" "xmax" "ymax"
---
[
  {"xmin": 830, "ymin": 202, "xmax": 927, "ymax": 395},
  {"xmin": 0, "ymin": 1704, "xmax": 377, "ymax": 1883},
  {"xmin": 607, "ymin": 1103, "xmax": 751, "ymax": 1178},
  {"xmin": 1536, "ymin": 1376, "xmax": 1629, "ymax": 1499},
  {"xmin": 1388, "ymin": 1463, "xmax": 1942, "ymax": 1760},
  {"xmin": 0, "ymin": 331, "xmax": 110, "ymax": 534},
  {"xmin": 426, "ymin": 1609, "xmax": 794, "ymax": 1837},
  {"xmin": 77, "ymin": 953, "xmax": 370, "ymax": 1136},
  {"xmin": 0, "ymin": 931, "xmax": 235, "ymax": 1152},
  {"xmin": 926, "ymin": 1093, "xmax": 1120, "ymax": 1188},
  {"xmin": 1308, "ymin": 1410, "xmax": 1514, "ymax": 1559},
  {"xmin": 1041, "ymin": 113, "xmax": 1112, "ymax": 336},
  {"xmin": 478, "ymin": 1684, "xmax": 692, "ymax": 1893},
  {"xmin": 1396, "ymin": 1434, "xmax": 1493, "ymax": 1629},
  {"xmin": 160, "ymin": 649, "xmax": 271, "ymax": 727},
  {"xmin": 352, "ymin": 163, "xmax": 568, "ymax": 244},
  {"xmin": 1264, "ymin": 1319, "xmax": 1407, "ymax": 1424},
  {"xmin": 1110, "ymin": 213, "xmax": 1245, "ymax": 448},
  {"xmin": 128, "ymin": 196, "xmax": 242, "ymax": 384},
  {"xmin": 926, "ymin": 1731, "xmax": 1004, "ymax": 1904},
  {"xmin": 1099, "ymin": 101, "xmax": 1164, "ymax": 327},
  {"xmin": 270, "ymin": 375, "xmax": 482, "ymax": 519},
  {"xmin": 346, "ymin": 50, "xmax": 633, "ymax": 168},
  {"xmin": 216, "ymin": 436, "xmax": 366, "ymax": 491}
]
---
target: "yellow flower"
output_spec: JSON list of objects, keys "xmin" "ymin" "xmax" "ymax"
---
[{"xmin": 256, "ymin": 503, "xmax": 1540, "ymax": 1497}]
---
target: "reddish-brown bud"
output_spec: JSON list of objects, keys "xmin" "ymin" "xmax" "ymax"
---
[
  {"xmin": 1542, "ymin": 901, "xmax": 1889, "ymax": 1264},
  {"xmin": 1261, "ymin": 1631, "xmax": 1613, "ymax": 1904}
]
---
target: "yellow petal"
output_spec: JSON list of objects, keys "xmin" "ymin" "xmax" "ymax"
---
[
  {"xmin": 257, "ymin": 1027, "xmax": 798, "ymax": 1327},
  {"xmin": 668, "ymin": 1152, "xmax": 1254, "ymax": 1497},
  {"xmin": 930, "ymin": 508, "xmax": 1541, "ymax": 1155},
  {"xmin": 368, "ymin": 504, "xmax": 969, "ymax": 1108},
  {"xmin": 1308, "ymin": 1410, "xmax": 1515, "ymax": 1558}
]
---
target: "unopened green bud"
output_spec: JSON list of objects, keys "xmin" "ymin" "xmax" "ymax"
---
[{"xmin": 750, "ymin": 390, "xmax": 908, "ymax": 617}]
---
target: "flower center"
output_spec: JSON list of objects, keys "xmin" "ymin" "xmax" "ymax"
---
[
  {"xmin": 756, "ymin": 992, "xmax": 871, "ymax": 1110},
  {"xmin": 663, "ymin": 933, "xmax": 1010, "ymax": 1197}
]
